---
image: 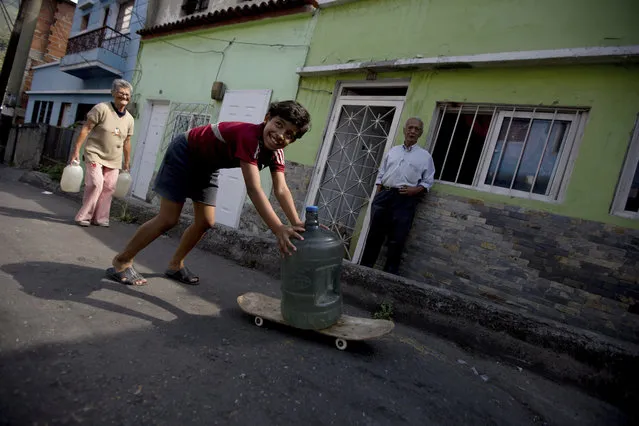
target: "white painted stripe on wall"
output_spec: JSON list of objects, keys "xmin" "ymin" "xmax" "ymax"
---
[{"xmin": 297, "ymin": 45, "xmax": 639, "ymax": 76}]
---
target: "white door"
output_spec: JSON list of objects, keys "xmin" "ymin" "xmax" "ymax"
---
[
  {"xmin": 215, "ymin": 89, "xmax": 272, "ymax": 228},
  {"xmin": 133, "ymin": 102, "xmax": 169, "ymax": 199},
  {"xmin": 304, "ymin": 98, "xmax": 405, "ymax": 262}
]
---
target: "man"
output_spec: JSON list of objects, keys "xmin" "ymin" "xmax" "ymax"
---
[{"xmin": 360, "ymin": 117, "xmax": 435, "ymax": 274}]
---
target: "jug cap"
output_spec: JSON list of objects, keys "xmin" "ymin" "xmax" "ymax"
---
[{"xmin": 305, "ymin": 206, "xmax": 318, "ymax": 213}]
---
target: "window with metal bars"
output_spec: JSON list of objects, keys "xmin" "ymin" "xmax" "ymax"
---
[
  {"xmin": 427, "ymin": 103, "xmax": 588, "ymax": 202},
  {"xmin": 611, "ymin": 116, "xmax": 639, "ymax": 219},
  {"xmin": 159, "ymin": 102, "xmax": 215, "ymax": 154},
  {"xmin": 170, "ymin": 112, "xmax": 211, "ymax": 141},
  {"xmin": 31, "ymin": 101, "xmax": 53, "ymax": 124}
]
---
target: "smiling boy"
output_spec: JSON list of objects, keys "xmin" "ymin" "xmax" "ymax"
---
[{"xmin": 106, "ymin": 100, "xmax": 311, "ymax": 286}]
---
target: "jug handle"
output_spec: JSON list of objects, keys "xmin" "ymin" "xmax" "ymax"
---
[{"xmin": 71, "ymin": 160, "xmax": 80, "ymax": 166}]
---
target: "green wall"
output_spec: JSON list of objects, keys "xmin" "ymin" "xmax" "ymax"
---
[
  {"xmin": 307, "ymin": 0, "xmax": 639, "ymax": 66},
  {"xmin": 293, "ymin": 65, "xmax": 639, "ymax": 229},
  {"xmin": 131, "ymin": 13, "xmax": 314, "ymax": 194}
]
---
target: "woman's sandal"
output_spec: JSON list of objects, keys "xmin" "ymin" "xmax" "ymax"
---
[
  {"xmin": 106, "ymin": 266, "xmax": 147, "ymax": 286},
  {"xmin": 165, "ymin": 266, "xmax": 200, "ymax": 285}
]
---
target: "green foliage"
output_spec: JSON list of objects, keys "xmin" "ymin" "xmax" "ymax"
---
[
  {"xmin": 39, "ymin": 163, "xmax": 64, "ymax": 182},
  {"xmin": 373, "ymin": 301, "xmax": 394, "ymax": 321}
]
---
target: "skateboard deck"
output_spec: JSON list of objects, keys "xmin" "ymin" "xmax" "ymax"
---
[{"xmin": 237, "ymin": 292, "xmax": 394, "ymax": 350}]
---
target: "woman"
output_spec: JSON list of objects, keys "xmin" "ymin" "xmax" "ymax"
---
[{"xmin": 70, "ymin": 79, "xmax": 135, "ymax": 227}]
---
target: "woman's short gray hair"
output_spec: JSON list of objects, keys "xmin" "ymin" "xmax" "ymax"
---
[{"xmin": 112, "ymin": 79, "xmax": 133, "ymax": 93}]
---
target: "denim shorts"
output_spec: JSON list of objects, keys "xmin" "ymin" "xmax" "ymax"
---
[{"xmin": 153, "ymin": 133, "xmax": 219, "ymax": 206}]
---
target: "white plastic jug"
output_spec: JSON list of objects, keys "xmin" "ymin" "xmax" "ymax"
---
[
  {"xmin": 114, "ymin": 171, "xmax": 132, "ymax": 199},
  {"xmin": 60, "ymin": 160, "xmax": 83, "ymax": 193}
]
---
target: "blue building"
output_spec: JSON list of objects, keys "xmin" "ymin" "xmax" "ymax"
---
[{"xmin": 24, "ymin": 0, "xmax": 147, "ymax": 127}]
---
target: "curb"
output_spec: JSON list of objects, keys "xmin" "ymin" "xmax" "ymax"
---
[{"xmin": 18, "ymin": 170, "xmax": 639, "ymax": 413}]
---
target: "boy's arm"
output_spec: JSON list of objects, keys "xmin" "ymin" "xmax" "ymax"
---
[
  {"xmin": 271, "ymin": 171, "xmax": 302, "ymax": 226},
  {"xmin": 240, "ymin": 161, "xmax": 304, "ymax": 255}
]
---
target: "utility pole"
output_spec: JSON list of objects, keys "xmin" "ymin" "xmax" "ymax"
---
[{"xmin": 0, "ymin": 0, "xmax": 43, "ymax": 134}]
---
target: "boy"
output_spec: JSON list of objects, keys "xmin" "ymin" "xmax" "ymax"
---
[{"xmin": 106, "ymin": 100, "xmax": 311, "ymax": 286}]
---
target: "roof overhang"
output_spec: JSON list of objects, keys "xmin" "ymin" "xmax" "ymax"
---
[{"xmin": 139, "ymin": 0, "xmax": 318, "ymax": 39}]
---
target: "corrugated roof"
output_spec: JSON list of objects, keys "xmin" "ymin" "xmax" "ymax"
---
[{"xmin": 139, "ymin": 0, "xmax": 317, "ymax": 37}]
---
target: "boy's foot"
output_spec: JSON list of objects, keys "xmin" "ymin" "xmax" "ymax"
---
[
  {"xmin": 92, "ymin": 221, "xmax": 110, "ymax": 227},
  {"xmin": 76, "ymin": 220, "xmax": 90, "ymax": 227},
  {"xmin": 165, "ymin": 266, "xmax": 199, "ymax": 285},
  {"xmin": 111, "ymin": 255, "xmax": 147, "ymax": 285},
  {"xmin": 106, "ymin": 266, "xmax": 147, "ymax": 286}
]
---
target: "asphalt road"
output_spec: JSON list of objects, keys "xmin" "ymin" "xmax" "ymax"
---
[{"xmin": 0, "ymin": 167, "xmax": 627, "ymax": 425}]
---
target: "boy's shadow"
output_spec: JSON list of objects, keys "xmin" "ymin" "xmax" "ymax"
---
[{"xmin": 1, "ymin": 261, "xmax": 195, "ymax": 326}]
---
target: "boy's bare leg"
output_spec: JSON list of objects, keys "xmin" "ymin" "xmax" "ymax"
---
[
  {"xmin": 112, "ymin": 198, "xmax": 184, "ymax": 282},
  {"xmin": 167, "ymin": 202, "xmax": 215, "ymax": 271}
]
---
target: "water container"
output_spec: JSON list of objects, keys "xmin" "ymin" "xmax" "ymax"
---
[
  {"xmin": 281, "ymin": 206, "xmax": 343, "ymax": 330},
  {"xmin": 113, "ymin": 171, "xmax": 132, "ymax": 199},
  {"xmin": 60, "ymin": 160, "xmax": 83, "ymax": 193}
]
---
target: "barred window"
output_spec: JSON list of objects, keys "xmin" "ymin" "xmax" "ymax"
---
[
  {"xmin": 428, "ymin": 103, "xmax": 588, "ymax": 202},
  {"xmin": 612, "ymin": 115, "xmax": 639, "ymax": 219}
]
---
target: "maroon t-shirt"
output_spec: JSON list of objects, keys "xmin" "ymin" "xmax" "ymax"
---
[{"xmin": 187, "ymin": 122, "xmax": 285, "ymax": 173}]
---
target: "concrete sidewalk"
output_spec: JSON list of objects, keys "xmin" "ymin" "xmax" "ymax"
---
[{"xmin": 11, "ymin": 165, "xmax": 639, "ymax": 415}]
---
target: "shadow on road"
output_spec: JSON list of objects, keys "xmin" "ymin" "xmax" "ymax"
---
[
  {"xmin": 0, "ymin": 205, "xmax": 74, "ymax": 224},
  {"xmin": 1, "ymin": 261, "xmax": 193, "ymax": 325}
]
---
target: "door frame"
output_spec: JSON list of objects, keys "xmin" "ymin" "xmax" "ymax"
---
[
  {"xmin": 304, "ymin": 96, "xmax": 406, "ymax": 263},
  {"xmin": 131, "ymin": 99, "xmax": 169, "ymax": 200}
]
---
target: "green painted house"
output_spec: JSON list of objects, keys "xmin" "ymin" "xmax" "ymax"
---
[
  {"xmin": 287, "ymin": 0, "xmax": 639, "ymax": 342},
  {"xmin": 128, "ymin": 0, "xmax": 317, "ymax": 229},
  {"xmin": 129, "ymin": 0, "xmax": 639, "ymax": 343}
]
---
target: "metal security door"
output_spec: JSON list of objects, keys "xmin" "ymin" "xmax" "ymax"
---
[{"xmin": 306, "ymin": 99, "xmax": 404, "ymax": 261}]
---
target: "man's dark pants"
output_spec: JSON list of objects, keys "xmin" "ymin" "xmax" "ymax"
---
[{"xmin": 360, "ymin": 188, "xmax": 420, "ymax": 274}]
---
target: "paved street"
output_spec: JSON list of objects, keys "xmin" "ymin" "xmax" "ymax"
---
[{"xmin": 0, "ymin": 168, "xmax": 627, "ymax": 425}]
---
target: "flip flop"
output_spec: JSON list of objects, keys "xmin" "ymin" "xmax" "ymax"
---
[
  {"xmin": 165, "ymin": 267, "xmax": 199, "ymax": 285},
  {"xmin": 106, "ymin": 266, "xmax": 147, "ymax": 286}
]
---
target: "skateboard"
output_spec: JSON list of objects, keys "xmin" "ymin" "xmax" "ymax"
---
[{"xmin": 237, "ymin": 292, "xmax": 395, "ymax": 351}]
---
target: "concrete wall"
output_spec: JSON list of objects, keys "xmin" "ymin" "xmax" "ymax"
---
[
  {"xmin": 9, "ymin": 124, "xmax": 48, "ymax": 169},
  {"xmin": 29, "ymin": 63, "xmax": 85, "ymax": 92},
  {"xmin": 306, "ymin": 0, "xmax": 639, "ymax": 66}
]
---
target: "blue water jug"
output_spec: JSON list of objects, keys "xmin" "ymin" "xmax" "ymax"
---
[{"xmin": 281, "ymin": 206, "xmax": 343, "ymax": 330}]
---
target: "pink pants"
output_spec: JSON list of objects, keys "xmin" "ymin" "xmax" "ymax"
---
[{"xmin": 75, "ymin": 162, "xmax": 119, "ymax": 224}]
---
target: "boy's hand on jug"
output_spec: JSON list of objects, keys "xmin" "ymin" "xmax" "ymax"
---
[{"xmin": 276, "ymin": 224, "xmax": 304, "ymax": 256}]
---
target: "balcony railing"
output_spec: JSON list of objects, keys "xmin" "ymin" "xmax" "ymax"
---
[{"xmin": 66, "ymin": 26, "xmax": 130, "ymax": 58}]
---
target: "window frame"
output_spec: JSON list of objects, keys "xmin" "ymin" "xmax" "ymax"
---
[
  {"xmin": 80, "ymin": 14, "xmax": 90, "ymax": 31},
  {"xmin": 611, "ymin": 114, "xmax": 639, "ymax": 219},
  {"xmin": 426, "ymin": 103, "xmax": 588, "ymax": 203},
  {"xmin": 115, "ymin": 0, "xmax": 134, "ymax": 34},
  {"xmin": 31, "ymin": 101, "xmax": 53, "ymax": 124}
]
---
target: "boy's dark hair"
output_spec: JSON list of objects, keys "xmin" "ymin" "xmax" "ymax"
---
[{"xmin": 268, "ymin": 100, "xmax": 311, "ymax": 139}]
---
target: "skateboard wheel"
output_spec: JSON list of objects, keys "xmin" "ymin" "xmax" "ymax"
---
[
  {"xmin": 335, "ymin": 338, "xmax": 347, "ymax": 351},
  {"xmin": 254, "ymin": 316, "xmax": 264, "ymax": 327}
]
